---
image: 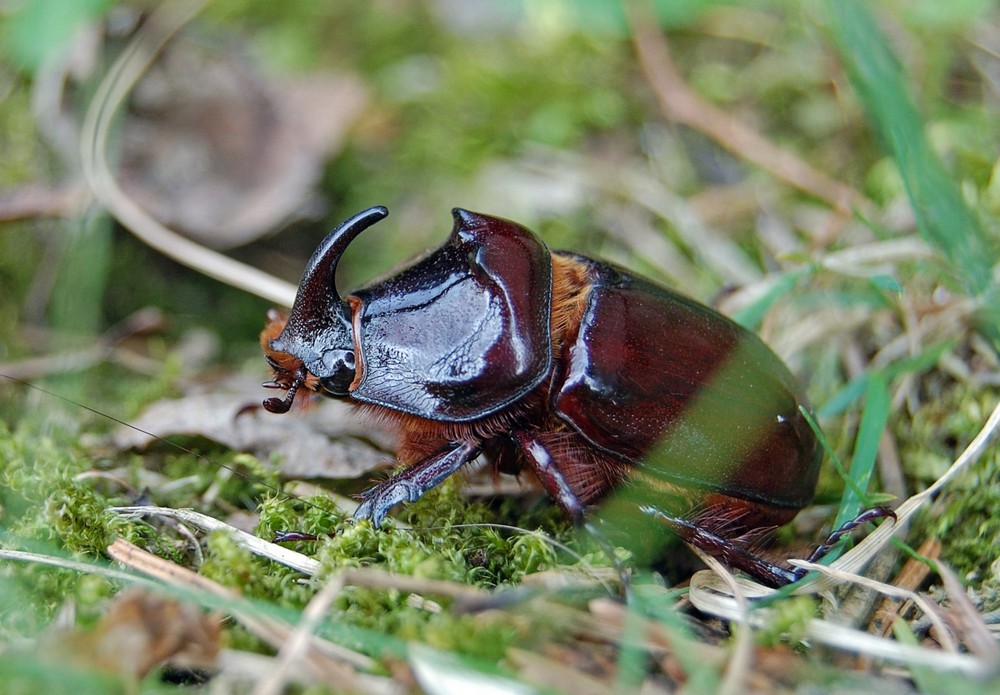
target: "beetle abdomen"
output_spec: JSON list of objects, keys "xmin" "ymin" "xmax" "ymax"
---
[{"xmin": 550, "ymin": 254, "xmax": 821, "ymax": 512}]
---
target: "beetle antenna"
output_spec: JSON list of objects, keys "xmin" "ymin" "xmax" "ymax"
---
[{"xmin": 262, "ymin": 372, "xmax": 303, "ymax": 414}]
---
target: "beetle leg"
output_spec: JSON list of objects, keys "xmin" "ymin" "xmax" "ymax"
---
[
  {"xmin": 515, "ymin": 431, "xmax": 634, "ymax": 591},
  {"xmin": 802, "ymin": 506, "xmax": 896, "ymax": 566},
  {"xmin": 640, "ymin": 506, "xmax": 799, "ymax": 588},
  {"xmin": 354, "ymin": 442, "xmax": 481, "ymax": 526},
  {"xmin": 513, "ymin": 431, "xmax": 587, "ymax": 522}
]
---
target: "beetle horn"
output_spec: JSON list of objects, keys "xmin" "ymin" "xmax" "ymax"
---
[
  {"xmin": 289, "ymin": 206, "xmax": 387, "ymax": 324},
  {"xmin": 275, "ymin": 206, "xmax": 388, "ymax": 372}
]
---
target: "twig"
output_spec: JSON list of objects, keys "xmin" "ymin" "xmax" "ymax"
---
[
  {"xmin": 695, "ymin": 550, "xmax": 752, "ymax": 695},
  {"xmin": 110, "ymin": 506, "xmax": 320, "ymax": 575},
  {"xmin": 872, "ymin": 537, "xmax": 940, "ymax": 638},
  {"xmin": 0, "ymin": 184, "xmax": 80, "ymax": 221},
  {"xmin": 340, "ymin": 566, "xmax": 491, "ymax": 604},
  {"xmin": 78, "ymin": 0, "xmax": 297, "ymax": 306},
  {"xmin": 0, "ymin": 307, "xmax": 164, "ymax": 380},
  {"xmin": 587, "ymin": 597, "xmax": 725, "ymax": 661},
  {"xmin": 803, "ymin": 617, "xmax": 990, "ymax": 676},
  {"xmin": 0, "ymin": 547, "xmax": 153, "ymax": 586},
  {"xmin": 626, "ymin": 0, "xmax": 869, "ymax": 216},
  {"xmin": 107, "ymin": 539, "xmax": 375, "ymax": 674},
  {"xmin": 506, "ymin": 648, "xmax": 617, "ymax": 695},
  {"xmin": 253, "ymin": 574, "xmax": 347, "ymax": 695},
  {"xmin": 688, "ymin": 562, "xmax": 992, "ymax": 677},
  {"xmin": 790, "ymin": 560, "xmax": 959, "ymax": 653}
]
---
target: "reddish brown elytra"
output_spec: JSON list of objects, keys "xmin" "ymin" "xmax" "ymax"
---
[{"xmin": 261, "ymin": 206, "xmax": 824, "ymax": 587}]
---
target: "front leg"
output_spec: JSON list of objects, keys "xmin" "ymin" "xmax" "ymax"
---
[{"xmin": 354, "ymin": 442, "xmax": 481, "ymax": 526}]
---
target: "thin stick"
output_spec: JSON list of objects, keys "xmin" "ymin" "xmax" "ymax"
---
[
  {"xmin": 696, "ymin": 550, "xmax": 753, "ymax": 695},
  {"xmin": 253, "ymin": 574, "xmax": 347, "ymax": 695},
  {"xmin": 107, "ymin": 538, "xmax": 374, "ymax": 673},
  {"xmin": 110, "ymin": 506, "xmax": 320, "ymax": 575},
  {"xmin": 626, "ymin": 0, "xmax": 869, "ymax": 215},
  {"xmin": 78, "ymin": 0, "xmax": 297, "ymax": 306}
]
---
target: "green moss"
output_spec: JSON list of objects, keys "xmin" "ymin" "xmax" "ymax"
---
[
  {"xmin": 5, "ymin": 1, "xmax": 1000, "ymax": 689},
  {"xmin": 208, "ymin": 476, "xmax": 590, "ymax": 658},
  {"xmin": 319, "ymin": 478, "xmax": 581, "ymax": 585},
  {"xmin": 0, "ymin": 419, "xmax": 139, "ymax": 639},
  {"xmin": 0, "ymin": 390, "xmax": 593, "ymax": 658},
  {"xmin": 897, "ymin": 386, "xmax": 1000, "ymax": 607},
  {"xmin": 172, "ymin": 469, "xmax": 590, "ymax": 661},
  {"xmin": 1, "ymin": 420, "xmax": 121, "ymax": 554},
  {"xmin": 421, "ymin": 611, "xmax": 527, "ymax": 661},
  {"xmin": 255, "ymin": 492, "xmax": 346, "ymax": 540},
  {"xmin": 200, "ymin": 531, "xmax": 313, "ymax": 609},
  {"xmin": 755, "ymin": 595, "xmax": 818, "ymax": 648}
]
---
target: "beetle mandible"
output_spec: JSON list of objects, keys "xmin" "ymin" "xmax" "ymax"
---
[{"xmin": 260, "ymin": 206, "xmax": 823, "ymax": 587}]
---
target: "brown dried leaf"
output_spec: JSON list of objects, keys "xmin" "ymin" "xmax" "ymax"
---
[
  {"xmin": 119, "ymin": 37, "xmax": 369, "ymax": 249},
  {"xmin": 110, "ymin": 375, "xmax": 395, "ymax": 480},
  {"xmin": 46, "ymin": 590, "xmax": 220, "ymax": 678}
]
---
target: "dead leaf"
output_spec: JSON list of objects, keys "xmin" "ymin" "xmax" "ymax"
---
[
  {"xmin": 46, "ymin": 590, "xmax": 220, "ymax": 679},
  {"xmin": 110, "ymin": 374, "xmax": 396, "ymax": 480},
  {"xmin": 119, "ymin": 35, "xmax": 369, "ymax": 249}
]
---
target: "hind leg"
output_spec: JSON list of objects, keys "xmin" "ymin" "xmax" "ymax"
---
[
  {"xmin": 512, "ymin": 429, "xmax": 808, "ymax": 588},
  {"xmin": 512, "ymin": 430, "xmax": 635, "ymax": 589}
]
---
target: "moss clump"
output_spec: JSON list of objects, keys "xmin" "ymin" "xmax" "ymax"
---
[
  {"xmin": 897, "ymin": 387, "xmax": 1000, "ymax": 609},
  {"xmin": 200, "ymin": 531, "xmax": 313, "ymax": 610},
  {"xmin": 198, "ymin": 476, "xmax": 584, "ymax": 660},
  {"xmin": 0, "ymin": 420, "xmax": 136, "ymax": 556},
  {"xmin": 0, "ymin": 419, "xmax": 148, "ymax": 640},
  {"xmin": 255, "ymin": 491, "xmax": 346, "ymax": 541},
  {"xmin": 310, "ymin": 477, "xmax": 574, "ymax": 587},
  {"xmin": 755, "ymin": 595, "xmax": 819, "ymax": 648}
]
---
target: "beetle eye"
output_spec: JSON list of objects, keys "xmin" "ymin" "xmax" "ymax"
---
[{"xmin": 319, "ymin": 351, "xmax": 356, "ymax": 396}]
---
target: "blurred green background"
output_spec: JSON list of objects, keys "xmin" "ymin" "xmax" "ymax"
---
[
  {"xmin": 2, "ymin": 0, "xmax": 1000, "ymax": 691},
  {"xmin": 0, "ymin": 0, "xmax": 991, "ymax": 367}
]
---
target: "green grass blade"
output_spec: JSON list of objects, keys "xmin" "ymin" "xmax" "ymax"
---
[
  {"xmin": 825, "ymin": 0, "xmax": 996, "ymax": 296},
  {"xmin": 833, "ymin": 372, "xmax": 890, "ymax": 530},
  {"xmin": 732, "ymin": 269, "xmax": 805, "ymax": 330},
  {"xmin": 817, "ymin": 340, "xmax": 952, "ymax": 418}
]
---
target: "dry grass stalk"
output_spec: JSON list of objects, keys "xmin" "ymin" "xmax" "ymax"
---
[
  {"xmin": 110, "ymin": 506, "xmax": 320, "ymax": 575},
  {"xmin": 626, "ymin": 0, "xmax": 869, "ymax": 216},
  {"xmin": 872, "ymin": 537, "xmax": 941, "ymax": 638},
  {"xmin": 106, "ymin": 539, "xmax": 377, "ymax": 680},
  {"xmin": 79, "ymin": 0, "xmax": 298, "ymax": 306}
]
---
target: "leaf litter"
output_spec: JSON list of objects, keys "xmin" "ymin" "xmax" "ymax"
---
[{"xmin": 107, "ymin": 374, "xmax": 396, "ymax": 481}]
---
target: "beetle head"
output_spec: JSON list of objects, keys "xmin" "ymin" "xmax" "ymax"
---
[{"xmin": 261, "ymin": 206, "xmax": 388, "ymax": 412}]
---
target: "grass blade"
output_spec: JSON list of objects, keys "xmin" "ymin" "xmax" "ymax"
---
[
  {"xmin": 833, "ymin": 373, "xmax": 890, "ymax": 530},
  {"xmin": 825, "ymin": 0, "xmax": 996, "ymax": 296}
]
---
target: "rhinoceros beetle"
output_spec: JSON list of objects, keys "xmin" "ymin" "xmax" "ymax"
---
[{"xmin": 261, "ymin": 206, "xmax": 825, "ymax": 587}]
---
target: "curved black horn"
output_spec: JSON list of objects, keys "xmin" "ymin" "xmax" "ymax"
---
[
  {"xmin": 288, "ymin": 206, "xmax": 388, "ymax": 328},
  {"xmin": 275, "ymin": 206, "xmax": 388, "ymax": 373}
]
